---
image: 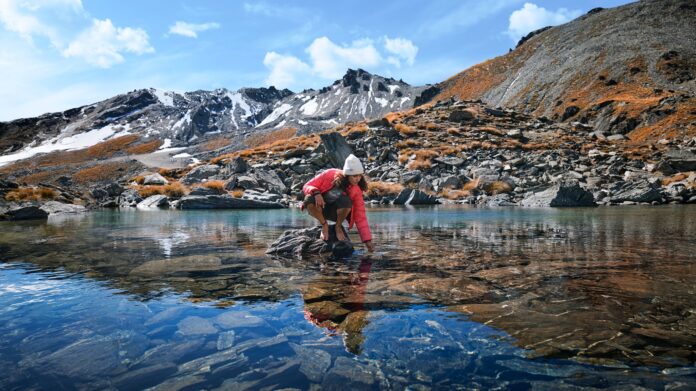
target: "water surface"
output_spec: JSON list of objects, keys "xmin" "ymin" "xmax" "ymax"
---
[{"xmin": 1, "ymin": 206, "xmax": 695, "ymax": 389}]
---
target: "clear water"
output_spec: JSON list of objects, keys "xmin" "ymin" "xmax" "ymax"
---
[{"xmin": 1, "ymin": 206, "xmax": 695, "ymax": 390}]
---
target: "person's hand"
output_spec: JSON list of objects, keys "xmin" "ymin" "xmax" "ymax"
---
[
  {"xmin": 314, "ymin": 194, "xmax": 325, "ymax": 208},
  {"xmin": 364, "ymin": 240, "xmax": 375, "ymax": 252}
]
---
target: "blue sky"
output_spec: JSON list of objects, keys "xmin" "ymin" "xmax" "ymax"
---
[{"xmin": 0, "ymin": 0, "xmax": 633, "ymax": 121}]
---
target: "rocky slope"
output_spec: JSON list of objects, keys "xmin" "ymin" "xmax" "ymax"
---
[
  {"xmin": 421, "ymin": 0, "xmax": 696, "ymax": 145},
  {"xmin": 0, "ymin": 69, "xmax": 424, "ymax": 167}
]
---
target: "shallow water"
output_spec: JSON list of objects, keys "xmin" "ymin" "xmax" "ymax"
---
[{"xmin": 1, "ymin": 205, "xmax": 695, "ymax": 390}]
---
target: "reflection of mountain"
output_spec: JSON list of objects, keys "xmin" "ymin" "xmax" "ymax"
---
[{"xmin": 1, "ymin": 207, "xmax": 695, "ymax": 367}]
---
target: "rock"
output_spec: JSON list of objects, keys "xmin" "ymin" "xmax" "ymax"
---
[
  {"xmin": 440, "ymin": 175, "xmax": 462, "ymax": 189},
  {"xmin": 181, "ymin": 164, "xmax": 220, "ymax": 185},
  {"xmin": 142, "ymin": 173, "xmax": 168, "ymax": 185},
  {"xmin": 607, "ymin": 134, "xmax": 626, "ymax": 141},
  {"xmin": 118, "ymin": 189, "xmax": 142, "ymax": 208},
  {"xmin": 484, "ymin": 107, "xmax": 506, "ymax": 117},
  {"xmin": 266, "ymin": 225, "xmax": 354, "ymax": 259},
  {"xmin": 289, "ymin": 343, "xmax": 331, "ymax": 382},
  {"xmin": 393, "ymin": 189, "xmax": 439, "ymax": 205},
  {"xmin": 215, "ymin": 312, "xmax": 266, "ymax": 329},
  {"xmin": 189, "ymin": 186, "xmax": 221, "ymax": 196},
  {"xmin": 254, "ymin": 169, "xmax": 287, "ymax": 194},
  {"xmin": 136, "ymin": 195, "xmax": 169, "ymax": 209},
  {"xmin": 320, "ymin": 132, "xmax": 354, "ymax": 168},
  {"xmin": 521, "ymin": 181, "xmax": 596, "ymax": 207},
  {"xmin": 418, "ymin": 178, "xmax": 434, "ymax": 192},
  {"xmin": 236, "ymin": 175, "xmax": 259, "ymax": 189},
  {"xmin": 224, "ymin": 177, "xmax": 237, "ymax": 190},
  {"xmin": 242, "ymin": 189, "xmax": 283, "ymax": 203},
  {"xmin": 225, "ymin": 156, "xmax": 249, "ymax": 174},
  {"xmin": 506, "ymin": 129, "xmax": 523, "ymax": 138},
  {"xmin": 481, "ymin": 193, "xmax": 516, "ymax": 206},
  {"xmin": 401, "ymin": 170, "xmax": 422, "ymax": 185},
  {"xmin": 609, "ymin": 179, "xmax": 663, "ymax": 203},
  {"xmin": 40, "ymin": 201, "xmax": 87, "ymax": 215},
  {"xmin": 657, "ymin": 149, "xmax": 696, "ymax": 173},
  {"xmin": 91, "ymin": 182, "xmax": 124, "ymax": 199},
  {"xmin": 0, "ymin": 204, "xmax": 48, "ymax": 220},
  {"xmin": 130, "ymin": 255, "xmax": 223, "ymax": 276},
  {"xmin": 216, "ymin": 331, "xmax": 236, "ymax": 350},
  {"xmin": 281, "ymin": 157, "xmax": 302, "ymax": 166},
  {"xmin": 561, "ymin": 105, "xmax": 580, "ymax": 121},
  {"xmin": 434, "ymin": 156, "xmax": 464, "ymax": 166},
  {"xmin": 177, "ymin": 195, "xmax": 284, "ymax": 209},
  {"xmin": 448, "ymin": 109, "xmax": 475, "ymax": 122},
  {"xmin": 177, "ymin": 316, "xmax": 218, "ymax": 336},
  {"xmin": 0, "ymin": 179, "xmax": 18, "ymax": 190}
]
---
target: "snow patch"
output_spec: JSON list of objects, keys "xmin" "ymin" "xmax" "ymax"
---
[
  {"xmin": 300, "ymin": 99, "xmax": 318, "ymax": 116},
  {"xmin": 159, "ymin": 138, "xmax": 172, "ymax": 150},
  {"xmin": 298, "ymin": 120, "xmax": 308, "ymax": 125},
  {"xmin": 388, "ymin": 85, "xmax": 400, "ymax": 94},
  {"xmin": 172, "ymin": 152, "xmax": 191, "ymax": 158},
  {"xmin": 375, "ymin": 97, "xmax": 389, "ymax": 107},
  {"xmin": 257, "ymin": 103, "xmax": 293, "ymax": 127},
  {"xmin": 153, "ymin": 89, "xmax": 175, "ymax": 107}
]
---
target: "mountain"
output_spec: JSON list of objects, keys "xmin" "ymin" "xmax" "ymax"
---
[
  {"xmin": 0, "ymin": 69, "xmax": 425, "ymax": 167},
  {"xmin": 419, "ymin": 0, "xmax": 696, "ymax": 144}
]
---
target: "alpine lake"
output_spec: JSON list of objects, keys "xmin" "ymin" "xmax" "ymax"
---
[{"xmin": 1, "ymin": 205, "xmax": 695, "ymax": 390}]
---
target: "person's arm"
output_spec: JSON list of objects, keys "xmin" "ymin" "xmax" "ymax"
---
[{"xmin": 348, "ymin": 188, "xmax": 373, "ymax": 247}]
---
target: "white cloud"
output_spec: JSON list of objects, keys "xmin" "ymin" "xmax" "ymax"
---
[
  {"xmin": 383, "ymin": 37, "xmax": 418, "ymax": 67},
  {"xmin": 168, "ymin": 21, "xmax": 220, "ymax": 38},
  {"xmin": 262, "ymin": 36, "xmax": 419, "ymax": 90},
  {"xmin": 507, "ymin": 2, "xmax": 581, "ymax": 42},
  {"xmin": 307, "ymin": 37, "xmax": 382, "ymax": 79},
  {"xmin": 62, "ymin": 18, "xmax": 153, "ymax": 68},
  {"xmin": 0, "ymin": 0, "xmax": 82, "ymax": 46},
  {"xmin": 263, "ymin": 51, "xmax": 312, "ymax": 87}
]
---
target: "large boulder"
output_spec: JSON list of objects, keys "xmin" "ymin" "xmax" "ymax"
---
[
  {"xmin": 320, "ymin": 132, "xmax": 353, "ymax": 168},
  {"xmin": 136, "ymin": 195, "xmax": 169, "ymax": 209},
  {"xmin": 40, "ymin": 201, "xmax": 87, "ymax": 215},
  {"xmin": 91, "ymin": 182, "xmax": 124, "ymax": 199},
  {"xmin": 225, "ymin": 156, "xmax": 249, "ymax": 174},
  {"xmin": 656, "ymin": 150, "xmax": 696, "ymax": 174},
  {"xmin": 236, "ymin": 175, "xmax": 259, "ymax": 190},
  {"xmin": 118, "ymin": 189, "xmax": 143, "ymax": 208},
  {"xmin": 609, "ymin": 179, "xmax": 663, "ymax": 203},
  {"xmin": 254, "ymin": 169, "xmax": 287, "ymax": 194},
  {"xmin": 393, "ymin": 189, "xmax": 439, "ymax": 205},
  {"xmin": 177, "ymin": 195, "xmax": 284, "ymax": 209},
  {"xmin": 520, "ymin": 181, "xmax": 596, "ymax": 207},
  {"xmin": 181, "ymin": 165, "xmax": 220, "ymax": 185},
  {"xmin": 266, "ymin": 225, "xmax": 354, "ymax": 259},
  {"xmin": 142, "ymin": 173, "xmax": 169, "ymax": 185},
  {"xmin": 0, "ymin": 204, "xmax": 48, "ymax": 220}
]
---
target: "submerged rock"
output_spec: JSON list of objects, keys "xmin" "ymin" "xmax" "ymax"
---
[
  {"xmin": 266, "ymin": 224, "xmax": 354, "ymax": 259},
  {"xmin": 177, "ymin": 195, "xmax": 284, "ymax": 209},
  {"xmin": 520, "ymin": 181, "xmax": 595, "ymax": 207}
]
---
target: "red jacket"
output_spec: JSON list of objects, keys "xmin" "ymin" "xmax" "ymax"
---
[{"xmin": 303, "ymin": 168, "xmax": 372, "ymax": 242}]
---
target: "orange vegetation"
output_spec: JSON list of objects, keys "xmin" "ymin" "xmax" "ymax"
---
[
  {"xmin": 483, "ymin": 181, "xmax": 513, "ymax": 195},
  {"xmin": 245, "ymin": 127, "xmax": 297, "ymax": 148},
  {"xmin": 201, "ymin": 180, "xmax": 225, "ymax": 191},
  {"xmin": 199, "ymin": 136, "xmax": 233, "ymax": 152},
  {"xmin": 231, "ymin": 189, "xmax": 245, "ymax": 198},
  {"xmin": 125, "ymin": 139, "xmax": 163, "ymax": 154},
  {"xmin": 395, "ymin": 123, "xmax": 418, "ymax": 136},
  {"xmin": 440, "ymin": 189, "xmax": 472, "ymax": 200},
  {"xmin": 4, "ymin": 187, "xmax": 56, "ymax": 201},
  {"xmin": 73, "ymin": 162, "xmax": 131, "ymax": 184},
  {"xmin": 136, "ymin": 182, "xmax": 188, "ymax": 198},
  {"xmin": 367, "ymin": 181, "xmax": 403, "ymax": 198}
]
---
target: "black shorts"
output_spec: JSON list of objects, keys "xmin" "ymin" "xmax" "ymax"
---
[{"xmin": 304, "ymin": 188, "xmax": 352, "ymax": 222}]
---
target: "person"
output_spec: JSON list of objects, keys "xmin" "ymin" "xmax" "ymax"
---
[{"xmin": 302, "ymin": 154, "xmax": 375, "ymax": 252}]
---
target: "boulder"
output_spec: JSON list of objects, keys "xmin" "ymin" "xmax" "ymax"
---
[
  {"xmin": 434, "ymin": 156, "xmax": 464, "ymax": 166},
  {"xmin": 656, "ymin": 150, "xmax": 696, "ymax": 174},
  {"xmin": 137, "ymin": 195, "xmax": 169, "ymax": 209},
  {"xmin": 142, "ymin": 173, "xmax": 169, "ymax": 185},
  {"xmin": 481, "ymin": 193, "xmax": 517, "ymax": 207},
  {"xmin": 242, "ymin": 189, "xmax": 283, "ymax": 203},
  {"xmin": 181, "ymin": 165, "xmax": 220, "ymax": 185},
  {"xmin": 266, "ymin": 225, "xmax": 354, "ymax": 259},
  {"xmin": 189, "ymin": 186, "xmax": 223, "ymax": 196},
  {"xmin": 177, "ymin": 195, "xmax": 284, "ymax": 209},
  {"xmin": 0, "ymin": 204, "xmax": 48, "ymax": 220},
  {"xmin": 118, "ymin": 189, "xmax": 143, "ymax": 208},
  {"xmin": 254, "ymin": 169, "xmax": 287, "ymax": 194},
  {"xmin": 609, "ymin": 179, "xmax": 663, "ymax": 203},
  {"xmin": 520, "ymin": 181, "xmax": 596, "ymax": 207},
  {"xmin": 40, "ymin": 201, "xmax": 87, "ymax": 215},
  {"xmin": 91, "ymin": 182, "xmax": 124, "ymax": 199},
  {"xmin": 320, "ymin": 132, "xmax": 353, "ymax": 168},
  {"xmin": 440, "ymin": 175, "xmax": 462, "ymax": 189},
  {"xmin": 393, "ymin": 189, "xmax": 439, "ymax": 205},
  {"xmin": 225, "ymin": 156, "xmax": 249, "ymax": 174},
  {"xmin": 236, "ymin": 175, "xmax": 259, "ymax": 190},
  {"xmin": 401, "ymin": 170, "xmax": 422, "ymax": 185},
  {"xmin": 448, "ymin": 109, "xmax": 475, "ymax": 122}
]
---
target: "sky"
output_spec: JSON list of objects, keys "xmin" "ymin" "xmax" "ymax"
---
[{"xmin": 0, "ymin": 0, "xmax": 634, "ymax": 121}]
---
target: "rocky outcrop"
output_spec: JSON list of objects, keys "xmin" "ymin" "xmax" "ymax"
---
[
  {"xmin": 176, "ymin": 195, "xmax": 284, "ymax": 209},
  {"xmin": 0, "ymin": 204, "xmax": 49, "ymax": 220},
  {"xmin": 118, "ymin": 189, "xmax": 143, "ymax": 208},
  {"xmin": 266, "ymin": 225, "xmax": 354, "ymax": 259},
  {"xmin": 656, "ymin": 150, "xmax": 696, "ymax": 174},
  {"xmin": 319, "ymin": 132, "xmax": 353, "ymax": 169},
  {"xmin": 609, "ymin": 179, "xmax": 663, "ymax": 203},
  {"xmin": 136, "ymin": 195, "xmax": 169, "ymax": 209},
  {"xmin": 181, "ymin": 165, "xmax": 220, "ymax": 185},
  {"xmin": 521, "ymin": 181, "xmax": 595, "ymax": 207},
  {"xmin": 393, "ymin": 189, "xmax": 439, "ymax": 205}
]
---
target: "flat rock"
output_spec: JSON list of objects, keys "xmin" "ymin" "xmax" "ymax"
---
[
  {"xmin": 434, "ymin": 156, "xmax": 464, "ymax": 166},
  {"xmin": 521, "ymin": 181, "xmax": 595, "ymax": 207},
  {"xmin": 136, "ymin": 195, "xmax": 169, "ymax": 209},
  {"xmin": 0, "ymin": 204, "xmax": 48, "ymax": 220},
  {"xmin": 609, "ymin": 179, "xmax": 663, "ymax": 203},
  {"xmin": 266, "ymin": 225, "xmax": 354, "ymax": 259},
  {"xmin": 177, "ymin": 195, "xmax": 284, "ymax": 209},
  {"xmin": 214, "ymin": 311, "xmax": 266, "ymax": 329},
  {"xmin": 393, "ymin": 189, "xmax": 439, "ymax": 205},
  {"xmin": 40, "ymin": 201, "xmax": 86, "ymax": 215},
  {"xmin": 181, "ymin": 164, "xmax": 220, "ymax": 185},
  {"xmin": 177, "ymin": 316, "xmax": 218, "ymax": 336},
  {"xmin": 129, "ymin": 255, "xmax": 223, "ymax": 276}
]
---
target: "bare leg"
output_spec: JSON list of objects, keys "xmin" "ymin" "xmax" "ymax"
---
[
  {"xmin": 334, "ymin": 207, "xmax": 350, "ymax": 241},
  {"xmin": 307, "ymin": 203, "xmax": 329, "ymax": 240}
]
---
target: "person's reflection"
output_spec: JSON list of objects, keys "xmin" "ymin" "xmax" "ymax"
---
[{"xmin": 301, "ymin": 259, "xmax": 372, "ymax": 354}]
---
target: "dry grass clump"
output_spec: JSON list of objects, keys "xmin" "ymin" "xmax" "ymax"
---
[
  {"xmin": 483, "ymin": 181, "xmax": 513, "ymax": 195},
  {"xmin": 447, "ymin": 127, "xmax": 461, "ymax": 135},
  {"xmin": 440, "ymin": 189, "xmax": 472, "ymax": 200},
  {"xmin": 137, "ymin": 186, "xmax": 164, "ymax": 198},
  {"xmin": 86, "ymin": 134, "xmax": 140, "ymax": 158},
  {"xmin": 73, "ymin": 163, "xmax": 129, "ymax": 184},
  {"xmin": 245, "ymin": 127, "xmax": 297, "ymax": 148},
  {"xmin": 367, "ymin": 181, "xmax": 403, "ymax": 198},
  {"xmin": 395, "ymin": 123, "xmax": 418, "ymax": 136},
  {"xmin": 5, "ymin": 187, "xmax": 57, "ymax": 201},
  {"xmin": 395, "ymin": 139, "xmax": 422, "ymax": 149},
  {"xmin": 231, "ymin": 189, "xmax": 245, "ymax": 198},
  {"xmin": 133, "ymin": 175, "xmax": 145, "ymax": 184},
  {"xmin": 125, "ymin": 139, "xmax": 163, "ymax": 154},
  {"xmin": 407, "ymin": 160, "xmax": 432, "ymax": 170},
  {"xmin": 341, "ymin": 123, "xmax": 369, "ymax": 136},
  {"xmin": 200, "ymin": 137, "xmax": 233, "ymax": 152},
  {"xmin": 424, "ymin": 122, "xmax": 440, "ymax": 131},
  {"xmin": 398, "ymin": 149, "xmax": 439, "ymax": 171},
  {"xmin": 463, "ymin": 178, "xmax": 481, "ymax": 191},
  {"xmin": 163, "ymin": 182, "xmax": 187, "ymax": 197},
  {"xmin": 661, "ymin": 172, "xmax": 689, "ymax": 186},
  {"xmin": 202, "ymin": 180, "xmax": 225, "ymax": 191}
]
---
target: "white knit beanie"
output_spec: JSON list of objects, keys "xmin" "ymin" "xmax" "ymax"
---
[{"xmin": 342, "ymin": 154, "xmax": 364, "ymax": 175}]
